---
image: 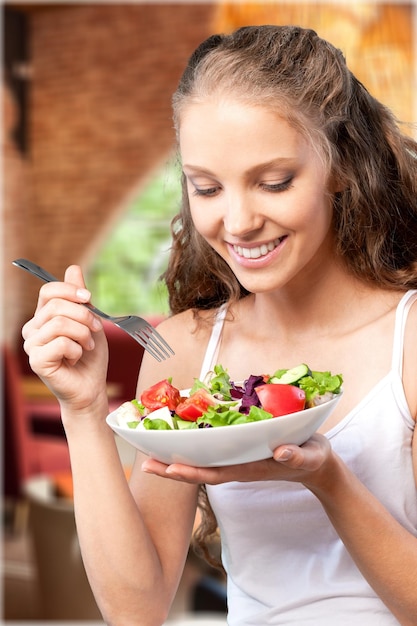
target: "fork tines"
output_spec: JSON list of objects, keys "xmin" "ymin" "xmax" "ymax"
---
[{"xmin": 135, "ymin": 327, "xmax": 175, "ymax": 362}]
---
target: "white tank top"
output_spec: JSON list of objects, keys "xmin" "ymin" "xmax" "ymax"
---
[{"xmin": 202, "ymin": 291, "xmax": 417, "ymax": 625}]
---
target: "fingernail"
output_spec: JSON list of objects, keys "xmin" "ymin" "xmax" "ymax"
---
[
  {"xmin": 276, "ymin": 449, "xmax": 292, "ymax": 461},
  {"xmin": 92, "ymin": 316, "xmax": 102, "ymax": 330},
  {"xmin": 165, "ymin": 466, "xmax": 181, "ymax": 478},
  {"xmin": 76, "ymin": 288, "xmax": 91, "ymax": 302}
]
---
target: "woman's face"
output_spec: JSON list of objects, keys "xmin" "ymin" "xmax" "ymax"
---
[{"xmin": 179, "ymin": 98, "xmax": 336, "ymax": 295}]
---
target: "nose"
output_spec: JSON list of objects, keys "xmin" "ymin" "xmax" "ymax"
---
[{"xmin": 223, "ymin": 190, "xmax": 264, "ymax": 237}]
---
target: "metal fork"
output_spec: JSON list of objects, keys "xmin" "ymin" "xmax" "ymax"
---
[{"xmin": 13, "ymin": 258, "xmax": 174, "ymax": 362}]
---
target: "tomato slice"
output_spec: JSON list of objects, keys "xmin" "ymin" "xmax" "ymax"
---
[
  {"xmin": 255, "ymin": 383, "xmax": 305, "ymax": 417},
  {"xmin": 175, "ymin": 389, "xmax": 218, "ymax": 422},
  {"xmin": 141, "ymin": 379, "xmax": 181, "ymax": 412}
]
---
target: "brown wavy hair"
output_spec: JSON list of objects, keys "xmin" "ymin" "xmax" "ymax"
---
[{"xmin": 162, "ymin": 25, "xmax": 417, "ymax": 566}]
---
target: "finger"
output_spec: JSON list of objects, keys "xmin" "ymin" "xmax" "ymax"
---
[
  {"xmin": 24, "ymin": 300, "xmax": 102, "ymax": 343},
  {"xmin": 24, "ymin": 329, "xmax": 91, "ymax": 375},
  {"xmin": 169, "ymin": 466, "xmax": 240, "ymax": 485},
  {"xmin": 27, "ymin": 336, "xmax": 86, "ymax": 373},
  {"xmin": 273, "ymin": 434, "xmax": 329, "ymax": 471},
  {"xmin": 27, "ymin": 314, "xmax": 97, "ymax": 352},
  {"xmin": 35, "ymin": 282, "xmax": 91, "ymax": 315},
  {"xmin": 64, "ymin": 264, "xmax": 88, "ymax": 290},
  {"xmin": 141, "ymin": 458, "xmax": 268, "ymax": 485},
  {"xmin": 34, "ymin": 265, "xmax": 91, "ymax": 313},
  {"xmin": 141, "ymin": 458, "xmax": 170, "ymax": 476},
  {"xmin": 141, "ymin": 458, "xmax": 213, "ymax": 483},
  {"xmin": 172, "ymin": 459, "xmax": 277, "ymax": 485}
]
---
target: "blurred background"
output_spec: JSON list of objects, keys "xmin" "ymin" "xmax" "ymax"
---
[{"xmin": 2, "ymin": 0, "xmax": 416, "ymax": 623}]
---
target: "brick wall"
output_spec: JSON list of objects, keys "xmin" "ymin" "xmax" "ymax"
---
[
  {"xmin": 3, "ymin": 83, "xmax": 33, "ymax": 347},
  {"xmin": 3, "ymin": 3, "xmax": 215, "ymax": 346}
]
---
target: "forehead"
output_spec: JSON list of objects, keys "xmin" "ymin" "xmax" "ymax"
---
[{"xmin": 179, "ymin": 98, "xmax": 312, "ymax": 168}]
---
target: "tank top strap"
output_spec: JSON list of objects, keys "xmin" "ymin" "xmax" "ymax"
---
[
  {"xmin": 391, "ymin": 289, "xmax": 417, "ymax": 377},
  {"xmin": 199, "ymin": 304, "xmax": 228, "ymax": 380}
]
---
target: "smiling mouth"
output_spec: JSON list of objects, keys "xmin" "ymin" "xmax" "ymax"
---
[{"xmin": 232, "ymin": 237, "xmax": 285, "ymax": 259}]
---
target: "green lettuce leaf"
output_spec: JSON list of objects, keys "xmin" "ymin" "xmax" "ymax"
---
[
  {"xmin": 173, "ymin": 417, "xmax": 198, "ymax": 430},
  {"xmin": 298, "ymin": 371, "xmax": 343, "ymax": 402},
  {"xmin": 142, "ymin": 418, "xmax": 173, "ymax": 431},
  {"xmin": 197, "ymin": 403, "xmax": 272, "ymax": 428},
  {"xmin": 131, "ymin": 399, "xmax": 146, "ymax": 415},
  {"xmin": 190, "ymin": 364, "xmax": 232, "ymax": 400}
]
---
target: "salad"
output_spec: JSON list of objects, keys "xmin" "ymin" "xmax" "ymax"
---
[{"xmin": 116, "ymin": 364, "xmax": 343, "ymax": 431}]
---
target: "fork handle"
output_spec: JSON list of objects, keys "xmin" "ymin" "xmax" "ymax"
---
[
  {"xmin": 12, "ymin": 258, "xmax": 112, "ymax": 321},
  {"xmin": 13, "ymin": 258, "xmax": 60, "ymax": 283}
]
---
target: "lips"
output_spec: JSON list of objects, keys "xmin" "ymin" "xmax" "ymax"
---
[{"xmin": 232, "ymin": 237, "xmax": 285, "ymax": 260}]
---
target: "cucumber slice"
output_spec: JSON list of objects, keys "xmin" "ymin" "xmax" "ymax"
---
[{"xmin": 270, "ymin": 363, "xmax": 311, "ymax": 385}]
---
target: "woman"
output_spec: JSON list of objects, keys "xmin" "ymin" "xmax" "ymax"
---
[{"xmin": 22, "ymin": 26, "xmax": 417, "ymax": 625}]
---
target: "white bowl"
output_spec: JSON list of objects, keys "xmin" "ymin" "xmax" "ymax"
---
[{"xmin": 106, "ymin": 392, "xmax": 342, "ymax": 467}]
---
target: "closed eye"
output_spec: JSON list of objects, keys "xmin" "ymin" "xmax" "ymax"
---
[
  {"xmin": 192, "ymin": 186, "xmax": 220, "ymax": 197},
  {"xmin": 260, "ymin": 178, "xmax": 293, "ymax": 192}
]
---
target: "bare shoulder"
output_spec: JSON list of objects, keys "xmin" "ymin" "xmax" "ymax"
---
[
  {"xmin": 137, "ymin": 308, "xmax": 217, "ymax": 393},
  {"xmin": 156, "ymin": 308, "xmax": 216, "ymax": 353}
]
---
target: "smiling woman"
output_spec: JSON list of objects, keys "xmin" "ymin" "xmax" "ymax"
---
[
  {"xmin": 20, "ymin": 24, "xmax": 417, "ymax": 626},
  {"xmin": 179, "ymin": 100, "xmax": 333, "ymax": 295}
]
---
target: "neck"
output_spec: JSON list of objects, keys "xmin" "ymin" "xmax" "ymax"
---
[{"xmin": 247, "ymin": 265, "xmax": 377, "ymax": 339}]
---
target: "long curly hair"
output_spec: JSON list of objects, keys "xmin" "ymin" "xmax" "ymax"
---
[{"xmin": 163, "ymin": 25, "xmax": 417, "ymax": 566}]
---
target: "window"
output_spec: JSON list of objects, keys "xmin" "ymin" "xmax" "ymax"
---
[{"xmin": 86, "ymin": 158, "xmax": 181, "ymax": 316}]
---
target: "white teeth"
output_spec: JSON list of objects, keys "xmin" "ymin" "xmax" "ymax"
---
[{"xmin": 233, "ymin": 238, "xmax": 281, "ymax": 259}]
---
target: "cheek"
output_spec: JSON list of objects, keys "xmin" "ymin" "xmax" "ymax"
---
[
  {"xmin": 291, "ymin": 189, "xmax": 333, "ymax": 232},
  {"xmin": 189, "ymin": 202, "xmax": 220, "ymax": 241}
]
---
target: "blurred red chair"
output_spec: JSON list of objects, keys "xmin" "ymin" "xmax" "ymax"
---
[
  {"xmin": 103, "ymin": 319, "xmax": 144, "ymax": 403},
  {"xmin": 3, "ymin": 344, "xmax": 71, "ymax": 500},
  {"xmin": 103, "ymin": 315, "xmax": 165, "ymax": 403}
]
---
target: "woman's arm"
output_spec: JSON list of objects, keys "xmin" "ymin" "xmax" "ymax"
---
[
  {"xmin": 66, "ymin": 414, "xmax": 198, "ymax": 626},
  {"xmin": 302, "ymin": 437, "xmax": 417, "ymax": 626},
  {"xmin": 22, "ymin": 266, "xmax": 199, "ymax": 626},
  {"xmin": 303, "ymin": 302, "xmax": 417, "ymax": 625}
]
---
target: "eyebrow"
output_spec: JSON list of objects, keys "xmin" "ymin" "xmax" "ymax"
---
[{"xmin": 182, "ymin": 157, "xmax": 299, "ymax": 180}]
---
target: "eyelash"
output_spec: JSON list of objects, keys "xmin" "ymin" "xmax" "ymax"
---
[
  {"xmin": 192, "ymin": 186, "xmax": 220, "ymax": 197},
  {"xmin": 191, "ymin": 177, "xmax": 294, "ymax": 197},
  {"xmin": 260, "ymin": 178, "xmax": 293, "ymax": 192}
]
